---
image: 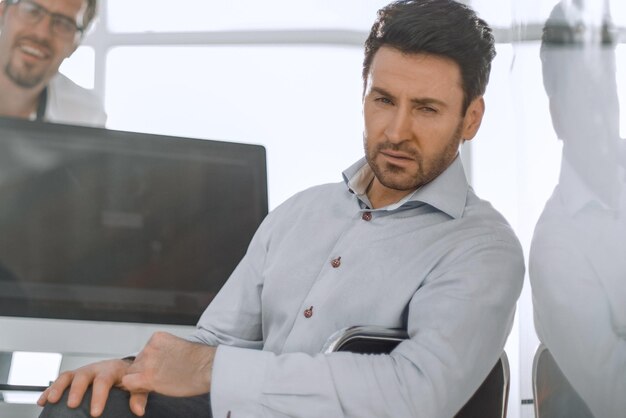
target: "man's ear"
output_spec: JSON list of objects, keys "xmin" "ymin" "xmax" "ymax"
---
[{"xmin": 461, "ymin": 96, "xmax": 485, "ymax": 142}]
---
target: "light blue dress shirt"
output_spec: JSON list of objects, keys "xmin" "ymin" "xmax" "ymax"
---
[{"xmin": 189, "ymin": 156, "xmax": 524, "ymax": 418}]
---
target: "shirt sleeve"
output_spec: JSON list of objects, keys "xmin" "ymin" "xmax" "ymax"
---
[
  {"xmin": 209, "ymin": 234, "xmax": 524, "ymax": 418},
  {"xmin": 186, "ymin": 210, "xmax": 274, "ymax": 350}
]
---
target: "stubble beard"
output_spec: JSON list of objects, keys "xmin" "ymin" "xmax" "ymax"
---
[
  {"xmin": 4, "ymin": 37, "xmax": 55, "ymax": 89},
  {"xmin": 5, "ymin": 58, "xmax": 46, "ymax": 89},
  {"xmin": 364, "ymin": 122, "xmax": 464, "ymax": 191}
]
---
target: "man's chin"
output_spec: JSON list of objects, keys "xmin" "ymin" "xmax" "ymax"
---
[
  {"xmin": 376, "ymin": 172, "xmax": 421, "ymax": 192},
  {"xmin": 6, "ymin": 70, "xmax": 46, "ymax": 89},
  {"xmin": 6, "ymin": 57, "xmax": 50, "ymax": 87}
]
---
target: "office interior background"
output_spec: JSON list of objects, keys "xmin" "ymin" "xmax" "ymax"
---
[{"xmin": 1, "ymin": 0, "xmax": 625, "ymax": 417}]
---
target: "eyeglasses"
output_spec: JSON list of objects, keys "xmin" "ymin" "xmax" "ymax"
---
[{"xmin": 6, "ymin": 0, "xmax": 84, "ymax": 40}]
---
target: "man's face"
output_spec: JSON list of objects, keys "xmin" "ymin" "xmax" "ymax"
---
[
  {"xmin": 363, "ymin": 46, "xmax": 484, "ymax": 199},
  {"xmin": 0, "ymin": 0, "xmax": 86, "ymax": 89}
]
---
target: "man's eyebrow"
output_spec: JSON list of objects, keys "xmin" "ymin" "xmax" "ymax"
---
[
  {"xmin": 369, "ymin": 86, "xmax": 448, "ymax": 108},
  {"xmin": 369, "ymin": 86, "xmax": 396, "ymax": 100},
  {"xmin": 411, "ymin": 97, "xmax": 448, "ymax": 108}
]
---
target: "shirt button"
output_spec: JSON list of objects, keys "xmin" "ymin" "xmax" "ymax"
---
[
  {"xmin": 304, "ymin": 306, "xmax": 313, "ymax": 318},
  {"xmin": 331, "ymin": 257, "xmax": 341, "ymax": 268},
  {"xmin": 362, "ymin": 211, "xmax": 372, "ymax": 221}
]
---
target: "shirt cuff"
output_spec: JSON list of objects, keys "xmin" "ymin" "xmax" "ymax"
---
[{"xmin": 210, "ymin": 345, "xmax": 272, "ymax": 418}]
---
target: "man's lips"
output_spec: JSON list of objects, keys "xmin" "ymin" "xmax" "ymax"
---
[
  {"xmin": 16, "ymin": 40, "xmax": 51, "ymax": 60},
  {"xmin": 380, "ymin": 149, "xmax": 414, "ymax": 161}
]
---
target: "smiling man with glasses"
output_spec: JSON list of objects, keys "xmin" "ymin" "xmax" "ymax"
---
[{"xmin": 0, "ymin": 0, "xmax": 105, "ymax": 126}]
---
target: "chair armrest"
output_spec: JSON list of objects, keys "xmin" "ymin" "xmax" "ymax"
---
[{"xmin": 322, "ymin": 326, "xmax": 408, "ymax": 354}]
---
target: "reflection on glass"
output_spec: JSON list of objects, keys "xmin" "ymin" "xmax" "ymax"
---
[{"xmin": 529, "ymin": 1, "xmax": 626, "ymax": 417}]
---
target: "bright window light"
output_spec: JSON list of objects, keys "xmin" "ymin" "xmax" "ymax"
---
[
  {"xmin": 107, "ymin": 0, "xmax": 390, "ymax": 33},
  {"xmin": 59, "ymin": 46, "xmax": 95, "ymax": 90},
  {"xmin": 105, "ymin": 45, "xmax": 366, "ymax": 209},
  {"xmin": 4, "ymin": 352, "xmax": 61, "ymax": 404},
  {"xmin": 470, "ymin": 0, "xmax": 513, "ymax": 27}
]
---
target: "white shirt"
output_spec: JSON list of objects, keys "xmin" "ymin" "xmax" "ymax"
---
[{"xmin": 44, "ymin": 73, "xmax": 107, "ymax": 127}]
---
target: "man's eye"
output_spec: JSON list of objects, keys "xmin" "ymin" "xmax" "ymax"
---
[
  {"xmin": 53, "ymin": 17, "xmax": 76, "ymax": 33},
  {"xmin": 375, "ymin": 97, "xmax": 393, "ymax": 105},
  {"xmin": 22, "ymin": 3, "xmax": 42, "ymax": 17},
  {"xmin": 420, "ymin": 106, "xmax": 437, "ymax": 113}
]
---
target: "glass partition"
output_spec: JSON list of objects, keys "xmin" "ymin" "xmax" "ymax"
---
[
  {"xmin": 468, "ymin": 0, "xmax": 626, "ymax": 416},
  {"xmin": 106, "ymin": 0, "xmax": 390, "ymax": 33}
]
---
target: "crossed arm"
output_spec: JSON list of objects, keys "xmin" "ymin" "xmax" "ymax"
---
[{"xmin": 38, "ymin": 332, "xmax": 216, "ymax": 417}]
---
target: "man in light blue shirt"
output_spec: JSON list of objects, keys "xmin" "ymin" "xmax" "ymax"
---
[{"xmin": 39, "ymin": 1, "xmax": 524, "ymax": 417}]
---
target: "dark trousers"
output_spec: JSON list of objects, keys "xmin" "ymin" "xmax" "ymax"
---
[{"xmin": 39, "ymin": 387, "xmax": 212, "ymax": 418}]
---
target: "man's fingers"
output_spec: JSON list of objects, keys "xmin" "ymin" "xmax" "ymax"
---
[
  {"xmin": 37, "ymin": 386, "xmax": 56, "ymax": 406},
  {"xmin": 37, "ymin": 387, "xmax": 51, "ymax": 406},
  {"xmin": 88, "ymin": 376, "xmax": 115, "ymax": 417},
  {"xmin": 129, "ymin": 391, "xmax": 149, "ymax": 417},
  {"xmin": 37, "ymin": 359, "xmax": 131, "ymax": 412},
  {"xmin": 121, "ymin": 372, "xmax": 152, "ymax": 393},
  {"xmin": 37, "ymin": 371, "xmax": 74, "ymax": 405},
  {"xmin": 66, "ymin": 371, "xmax": 95, "ymax": 408}
]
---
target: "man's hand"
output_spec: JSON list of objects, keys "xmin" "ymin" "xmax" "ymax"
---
[
  {"xmin": 121, "ymin": 332, "xmax": 216, "ymax": 416},
  {"xmin": 36, "ymin": 358, "xmax": 133, "ymax": 417},
  {"xmin": 37, "ymin": 332, "xmax": 215, "ymax": 417}
]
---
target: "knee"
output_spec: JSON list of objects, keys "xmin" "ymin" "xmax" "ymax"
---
[
  {"xmin": 40, "ymin": 387, "xmax": 135, "ymax": 418},
  {"xmin": 39, "ymin": 391, "xmax": 90, "ymax": 418}
]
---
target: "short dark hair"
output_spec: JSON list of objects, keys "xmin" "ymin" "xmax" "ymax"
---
[{"xmin": 363, "ymin": 0, "xmax": 496, "ymax": 113}]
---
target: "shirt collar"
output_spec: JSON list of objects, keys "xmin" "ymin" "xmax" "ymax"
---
[
  {"xmin": 342, "ymin": 155, "xmax": 469, "ymax": 218},
  {"xmin": 558, "ymin": 158, "xmax": 623, "ymax": 215}
]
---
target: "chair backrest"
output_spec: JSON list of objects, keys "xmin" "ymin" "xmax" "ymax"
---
[
  {"xmin": 532, "ymin": 344, "xmax": 593, "ymax": 418},
  {"xmin": 322, "ymin": 326, "xmax": 509, "ymax": 418},
  {"xmin": 454, "ymin": 353, "xmax": 509, "ymax": 418}
]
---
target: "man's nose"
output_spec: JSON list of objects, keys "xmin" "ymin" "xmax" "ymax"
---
[{"xmin": 384, "ymin": 107, "xmax": 413, "ymax": 142}]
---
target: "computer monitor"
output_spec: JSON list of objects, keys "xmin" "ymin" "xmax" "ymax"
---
[{"xmin": 0, "ymin": 117, "xmax": 268, "ymax": 329}]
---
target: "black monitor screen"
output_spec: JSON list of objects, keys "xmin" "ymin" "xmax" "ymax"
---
[{"xmin": 0, "ymin": 117, "xmax": 267, "ymax": 325}]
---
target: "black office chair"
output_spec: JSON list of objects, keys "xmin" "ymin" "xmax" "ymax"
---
[
  {"xmin": 532, "ymin": 344, "xmax": 593, "ymax": 418},
  {"xmin": 322, "ymin": 326, "xmax": 510, "ymax": 418}
]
